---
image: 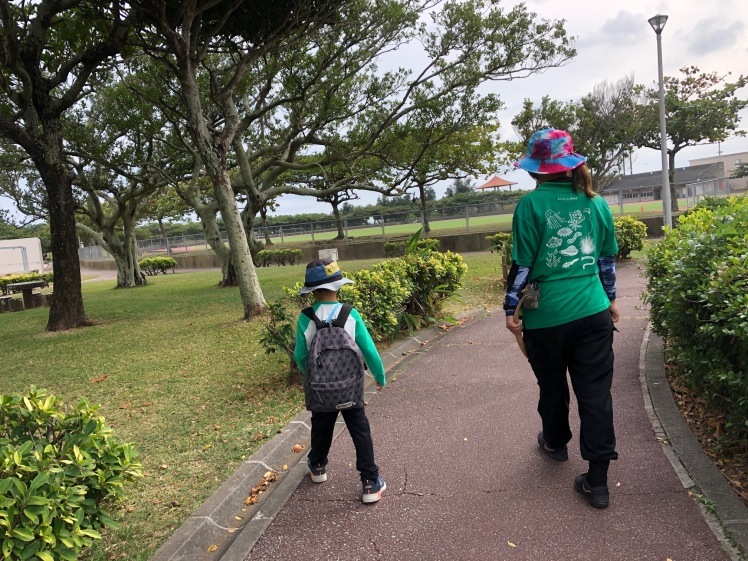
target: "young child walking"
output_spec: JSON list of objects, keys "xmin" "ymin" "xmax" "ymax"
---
[{"xmin": 293, "ymin": 259, "xmax": 387, "ymax": 503}]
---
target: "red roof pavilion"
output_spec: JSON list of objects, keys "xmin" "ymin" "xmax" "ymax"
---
[{"xmin": 476, "ymin": 176, "xmax": 518, "ymax": 191}]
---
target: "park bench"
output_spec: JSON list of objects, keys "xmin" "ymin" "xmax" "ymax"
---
[{"xmin": 5, "ymin": 280, "xmax": 47, "ymax": 309}]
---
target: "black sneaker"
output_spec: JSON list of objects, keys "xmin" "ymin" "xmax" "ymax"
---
[
  {"xmin": 362, "ymin": 476, "xmax": 386, "ymax": 504},
  {"xmin": 537, "ymin": 432, "xmax": 568, "ymax": 461},
  {"xmin": 307, "ymin": 458, "xmax": 327, "ymax": 483},
  {"xmin": 574, "ymin": 473, "xmax": 609, "ymax": 509}
]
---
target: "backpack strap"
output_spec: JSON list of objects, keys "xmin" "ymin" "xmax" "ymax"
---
[
  {"xmin": 302, "ymin": 307, "xmax": 327, "ymax": 330},
  {"xmin": 332, "ymin": 303, "xmax": 353, "ymax": 328}
]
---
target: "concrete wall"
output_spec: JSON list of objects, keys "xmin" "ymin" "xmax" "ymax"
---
[{"xmin": 81, "ymin": 218, "xmax": 665, "ymax": 271}]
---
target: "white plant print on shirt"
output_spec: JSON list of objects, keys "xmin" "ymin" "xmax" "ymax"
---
[
  {"xmin": 545, "ymin": 210, "xmax": 565, "ymax": 229},
  {"xmin": 568, "ymin": 210, "xmax": 586, "ymax": 230},
  {"xmin": 567, "ymin": 232, "xmax": 582, "ymax": 244},
  {"xmin": 546, "ymin": 249, "xmax": 561, "ymax": 268},
  {"xmin": 580, "ymin": 235, "xmax": 595, "ymax": 255},
  {"xmin": 557, "ymin": 227, "xmax": 573, "ymax": 237},
  {"xmin": 546, "ymin": 237, "xmax": 562, "ymax": 248},
  {"xmin": 581, "ymin": 256, "xmax": 596, "ymax": 268},
  {"xmin": 562, "ymin": 258, "xmax": 580, "ymax": 268}
]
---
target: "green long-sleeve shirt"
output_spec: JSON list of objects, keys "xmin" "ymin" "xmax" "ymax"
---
[{"xmin": 293, "ymin": 301, "xmax": 386, "ymax": 386}]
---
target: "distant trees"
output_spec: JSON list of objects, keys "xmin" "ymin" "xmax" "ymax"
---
[{"xmin": 636, "ymin": 67, "xmax": 747, "ymax": 211}]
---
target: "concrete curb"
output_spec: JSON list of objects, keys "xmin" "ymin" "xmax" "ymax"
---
[
  {"xmin": 149, "ymin": 308, "xmax": 492, "ymax": 561},
  {"xmin": 641, "ymin": 324, "xmax": 748, "ymax": 560}
]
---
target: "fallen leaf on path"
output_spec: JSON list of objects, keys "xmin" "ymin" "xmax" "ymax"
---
[
  {"xmin": 507, "ymin": 542, "xmax": 516, "ymax": 548},
  {"xmin": 90, "ymin": 375, "xmax": 108, "ymax": 383},
  {"xmin": 207, "ymin": 545, "xmax": 218, "ymax": 553},
  {"xmin": 292, "ymin": 444, "xmax": 305, "ymax": 453}
]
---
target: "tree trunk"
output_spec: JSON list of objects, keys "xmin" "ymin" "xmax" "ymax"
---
[
  {"xmin": 35, "ymin": 127, "xmax": 90, "ymax": 331},
  {"xmin": 122, "ymin": 204, "xmax": 146, "ymax": 287},
  {"xmin": 212, "ymin": 170, "xmax": 266, "ymax": 318},
  {"xmin": 668, "ymin": 151, "xmax": 679, "ymax": 213},
  {"xmin": 418, "ymin": 183, "xmax": 431, "ymax": 234},
  {"xmin": 332, "ymin": 202, "xmax": 345, "ymax": 240},
  {"xmin": 260, "ymin": 206, "xmax": 273, "ymax": 245},
  {"xmin": 158, "ymin": 217, "xmax": 172, "ymax": 255}
]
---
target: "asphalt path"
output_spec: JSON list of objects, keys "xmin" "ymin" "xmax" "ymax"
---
[{"xmin": 244, "ymin": 261, "xmax": 732, "ymax": 561}]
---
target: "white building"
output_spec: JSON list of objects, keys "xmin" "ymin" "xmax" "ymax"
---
[
  {"xmin": 689, "ymin": 151, "xmax": 748, "ymax": 192},
  {"xmin": 0, "ymin": 237, "xmax": 44, "ymax": 276}
]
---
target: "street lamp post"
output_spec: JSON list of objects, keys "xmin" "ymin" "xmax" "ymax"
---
[{"xmin": 649, "ymin": 14, "xmax": 672, "ymax": 230}]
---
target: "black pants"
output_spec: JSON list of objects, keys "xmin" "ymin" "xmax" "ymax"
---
[
  {"xmin": 523, "ymin": 310, "xmax": 618, "ymax": 462},
  {"xmin": 308, "ymin": 406, "xmax": 379, "ymax": 482}
]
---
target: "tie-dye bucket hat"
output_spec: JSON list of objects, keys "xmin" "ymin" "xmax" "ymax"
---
[{"xmin": 515, "ymin": 128, "xmax": 587, "ymax": 174}]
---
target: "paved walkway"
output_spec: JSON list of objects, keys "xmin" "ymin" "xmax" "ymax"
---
[{"xmin": 152, "ymin": 261, "xmax": 747, "ymax": 561}]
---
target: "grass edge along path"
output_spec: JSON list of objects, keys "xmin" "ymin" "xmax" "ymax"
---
[{"xmin": 0, "ymin": 252, "xmax": 504, "ymax": 561}]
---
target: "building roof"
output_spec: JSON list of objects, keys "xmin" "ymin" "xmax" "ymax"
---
[
  {"xmin": 476, "ymin": 176, "xmax": 517, "ymax": 190},
  {"xmin": 605, "ymin": 162, "xmax": 725, "ymax": 192}
]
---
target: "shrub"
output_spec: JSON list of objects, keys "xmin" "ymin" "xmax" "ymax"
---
[
  {"xmin": 383, "ymin": 238, "xmax": 440, "ymax": 257},
  {"xmin": 613, "ymin": 215, "xmax": 647, "ymax": 259},
  {"xmin": 0, "ymin": 387, "xmax": 143, "ymax": 560},
  {"xmin": 645, "ymin": 196, "xmax": 748, "ymax": 443},
  {"xmin": 255, "ymin": 249, "xmax": 304, "ymax": 267},
  {"xmin": 0, "ymin": 273, "xmax": 53, "ymax": 295},
  {"xmin": 138, "ymin": 256, "xmax": 177, "ymax": 276},
  {"xmin": 485, "ymin": 232, "xmax": 512, "ymax": 254},
  {"xmin": 679, "ymin": 196, "xmax": 732, "ymax": 219}
]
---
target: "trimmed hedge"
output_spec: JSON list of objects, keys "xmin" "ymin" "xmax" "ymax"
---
[
  {"xmin": 383, "ymin": 238, "xmax": 440, "ymax": 258},
  {"xmin": 0, "ymin": 273, "xmax": 53, "ymax": 295},
  {"xmin": 261, "ymin": 249, "xmax": 468, "ymax": 367},
  {"xmin": 613, "ymin": 215, "xmax": 646, "ymax": 259},
  {"xmin": 138, "ymin": 257, "xmax": 177, "ymax": 276},
  {"xmin": 645, "ymin": 196, "xmax": 748, "ymax": 443},
  {"xmin": 256, "ymin": 249, "xmax": 303, "ymax": 267}
]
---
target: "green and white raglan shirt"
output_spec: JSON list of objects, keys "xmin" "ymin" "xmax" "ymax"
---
[
  {"xmin": 512, "ymin": 180, "xmax": 618, "ymax": 330},
  {"xmin": 293, "ymin": 302, "xmax": 386, "ymax": 386}
]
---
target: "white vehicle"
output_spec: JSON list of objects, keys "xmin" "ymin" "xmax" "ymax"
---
[{"xmin": 0, "ymin": 237, "xmax": 45, "ymax": 276}]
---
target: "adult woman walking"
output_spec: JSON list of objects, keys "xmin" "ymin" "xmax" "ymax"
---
[{"xmin": 503, "ymin": 128, "xmax": 620, "ymax": 509}]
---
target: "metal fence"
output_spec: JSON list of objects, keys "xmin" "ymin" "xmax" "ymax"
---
[{"xmin": 78, "ymin": 186, "xmax": 741, "ymax": 261}]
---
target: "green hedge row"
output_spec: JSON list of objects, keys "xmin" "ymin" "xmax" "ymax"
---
[
  {"xmin": 138, "ymin": 257, "xmax": 177, "ymax": 276},
  {"xmin": 260, "ymin": 248, "xmax": 468, "ymax": 371},
  {"xmin": 645, "ymin": 196, "xmax": 748, "ymax": 443},
  {"xmin": 613, "ymin": 215, "xmax": 646, "ymax": 259},
  {"xmin": 0, "ymin": 272, "xmax": 53, "ymax": 295},
  {"xmin": 256, "ymin": 249, "xmax": 303, "ymax": 267}
]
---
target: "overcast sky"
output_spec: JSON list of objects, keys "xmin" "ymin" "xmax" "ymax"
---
[
  {"xmin": 272, "ymin": 0, "xmax": 748, "ymax": 216},
  {"xmin": 2, "ymin": 0, "xmax": 747, "ymax": 220}
]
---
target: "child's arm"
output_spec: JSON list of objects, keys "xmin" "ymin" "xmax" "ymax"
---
[
  {"xmin": 350, "ymin": 308, "xmax": 386, "ymax": 386},
  {"xmin": 293, "ymin": 316, "xmax": 309, "ymax": 374}
]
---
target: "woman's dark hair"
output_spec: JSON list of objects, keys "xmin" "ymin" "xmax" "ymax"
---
[{"xmin": 529, "ymin": 166, "xmax": 596, "ymax": 198}]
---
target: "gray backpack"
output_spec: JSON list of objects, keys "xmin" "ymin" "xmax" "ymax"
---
[{"xmin": 301, "ymin": 304, "xmax": 365, "ymax": 412}]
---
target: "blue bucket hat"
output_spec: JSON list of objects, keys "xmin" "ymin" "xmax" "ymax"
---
[
  {"xmin": 515, "ymin": 128, "xmax": 587, "ymax": 174},
  {"xmin": 298, "ymin": 260, "xmax": 353, "ymax": 295}
]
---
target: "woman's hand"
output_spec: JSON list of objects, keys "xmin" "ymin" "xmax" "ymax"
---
[
  {"xmin": 506, "ymin": 314, "xmax": 523, "ymax": 335},
  {"xmin": 608, "ymin": 300, "xmax": 620, "ymax": 323}
]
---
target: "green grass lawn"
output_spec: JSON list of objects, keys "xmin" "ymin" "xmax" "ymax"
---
[{"xmin": 0, "ymin": 252, "xmax": 503, "ymax": 560}]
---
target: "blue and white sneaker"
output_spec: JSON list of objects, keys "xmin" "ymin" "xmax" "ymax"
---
[
  {"xmin": 362, "ymin": 476, "xmax": 386, "ymax": 503},
  {"xmin": 307, "ymin": 458, "xmax": 327, "ymax": 483}
]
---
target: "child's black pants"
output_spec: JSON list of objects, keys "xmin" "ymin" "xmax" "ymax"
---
[{"xmin": 308, "ymin": 406, "xmax": 379, "ymax": 482}]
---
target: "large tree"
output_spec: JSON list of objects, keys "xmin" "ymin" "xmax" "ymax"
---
[
  {"xmin": 0, "ymin": 0, "xmax": 132, "ymax": 330},
  {"xmin": 511, "ymin": 75, "xmax": 640, "ymax": 192},
  {"xmin": 128, "ymin": 0, "xmax": 574, "ymax": 317},
  {"xmin": 637, "ymin": 66, "xmax": 747, "ymax": 211}
]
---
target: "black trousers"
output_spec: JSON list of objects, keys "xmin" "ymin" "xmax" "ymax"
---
[
  {"xmin": 523, "ymin": 310, "xmax": 618, "ymax": 462},
  {"xmin": 308, "ymin": 406, "xmax": 379, "ymax": 482}
]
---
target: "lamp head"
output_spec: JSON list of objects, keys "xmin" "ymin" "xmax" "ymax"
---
[{"xmin": 648, "ymin": 14, "xmax": 668, "ymax": 34}]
